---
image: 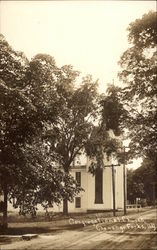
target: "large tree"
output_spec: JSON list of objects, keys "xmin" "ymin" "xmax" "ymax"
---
[
  {"xmin": 127, "ymin": 157, "xmax": 157, "ymax": 205},
  {"xmin": 0, "ymin": 78, "xmax": 38, "ymax": 229},
  {"xmin": 118, "ymin": 11, "xmax": 157, "ymax": 162},
  {"xmin": 127, "ymin": 169, "xmax": 145, "ymax": 204},
  {"xmin": 0, "ymin": 36, "xmax": 81, "ymax": 228},
  {"xmin": 7, "ymin": 137, "xmax": 81, "ymax": 217},
  {"xmin": 0, "ymin": 35, "xmax": 39, "ymax": 228},
  {"xmin": 134, "ymin": 157, "xmax": 157, "ymax": 204},
  {"xmin": 43, "ymin": 74, "xmax": 99, "ymax": 214}
]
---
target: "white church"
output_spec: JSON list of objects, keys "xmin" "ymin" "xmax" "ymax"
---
[
  {"xmin": 53, "ymin": 128, "xmax": 125, "ymax": 213},
  {"xmin": 4, "ymin": 130, "xmax": 125, "ymax": 214},
  {"xmin": 53, "ymin": 153, "xmax": 124, "ymax": 213},
  {"xmin": 5, "ymin": 154, "xmax": 124, "ymax": 213}
]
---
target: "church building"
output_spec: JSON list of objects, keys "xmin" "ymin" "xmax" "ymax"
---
[{"xmin": 53, "ymin": 153, "xmax": 124, "ymax": 213}]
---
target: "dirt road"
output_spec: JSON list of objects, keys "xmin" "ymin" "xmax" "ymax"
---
[{"xmin": 1, "ymin": 208, "xmax": 157, "ymax": 250}]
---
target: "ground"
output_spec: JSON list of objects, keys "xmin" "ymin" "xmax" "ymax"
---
[{"xmin": 0, "ymin": 208, "xmax": 157, "ymax": 250}]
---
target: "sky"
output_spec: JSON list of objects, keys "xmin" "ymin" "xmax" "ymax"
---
[
  {"xmin": 0, "ymin": 1, "xmax": 156, "ymax": 92},
  {"xmin": 0, "ymin": 0, "xmax": 156, "ymax": 168}
]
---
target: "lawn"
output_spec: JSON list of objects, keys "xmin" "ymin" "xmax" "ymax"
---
[{"xmin": 0, "ymin": 207, "xmax": 151, "ymax": 236}]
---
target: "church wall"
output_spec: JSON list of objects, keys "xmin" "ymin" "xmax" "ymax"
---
[
  {"xmin": 4, "ymin": 157, "xmax": 124, "ymax": 214},
  {"xmin": 103, "ymin": 167, "xmax": 113, "ymax": 209},
  {"xmin": 116, "ymin": 165, "xmax": 124, "ymax": 209}
]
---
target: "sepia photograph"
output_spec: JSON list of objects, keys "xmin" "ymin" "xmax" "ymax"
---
[{"xmin": 0, "ymin": 0, "xmax": 156, "ymax": 249}]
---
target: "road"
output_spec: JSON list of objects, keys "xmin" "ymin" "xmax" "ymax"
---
[{"xmin": 1, "ymin": 208, "xmax": 157, "ymax": 250}]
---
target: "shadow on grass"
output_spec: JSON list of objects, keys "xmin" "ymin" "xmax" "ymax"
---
[
  {"xmin": 0, "ymin": 227, "xmax": 53, "ymax": 235},
  {"xmin": 0, "ymin": 237, "xmax": 15, "ymax": 245},
  {"xmin": 0, "ymin": 223, "xmax": 83, "ymax": 236}
]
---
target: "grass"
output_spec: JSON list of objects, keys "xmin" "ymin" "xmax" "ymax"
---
[{"xmin": 0, "ymin": 207, "xmax": 152, "ymax": 236}]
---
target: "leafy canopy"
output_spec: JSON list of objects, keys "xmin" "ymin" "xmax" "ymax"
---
[
  {"xmin": 0, "ymin": 35, "xmax": 82, "ymax": 217},
  {"xmin": 118, "ymin": 11, "xmax": 157, "ymax": 159}
]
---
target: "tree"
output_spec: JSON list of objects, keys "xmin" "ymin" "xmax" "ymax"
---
[
  {"xmin": 0, "ymin": 78, "xmax": 38, "ymax": 229},
  {"xmin": 43, "ymin": 74, "xmax": 99, "ymax": 214},
  {"xmin": 127, "ymin": 157, "xmax": 157, "ymax": 205},
  {"xmin": 0, "ymin": 36, "xmax": 81, "ymax": 228},
  {"xmin": 25, "ymin": 53, "xmax": 60, "ymax": 123},
  {"xmin": 85, "ymin": 83, "xmax": 128, "ymax": 175},
  {"xmin": 118, "ymin": 12, "xmax": 157, "ymax": 161},
  {"xmin": 85, "ymin": 125, "xmax": 121, "ymax": 175},
  {"xmin": 0, "ymin": 34, "xmax": 29, "ymax": 89},
  {"xmin": 0, "ymin": 34, "xmax": 38, "ymax": 228},
  {"xmin": 134, "ymin": 157, "xmax": 157, "ymax": 204},
  {"xmin": 127, "ymin": 169, "xmax": 145, "ymax": 204},
  {"xmin": 100, "ymin": 84, "xmax": 126, "ymax": 136},
  {"xmin": 7, "ymin": 138, "xmax": 82, "ymax": 218}
]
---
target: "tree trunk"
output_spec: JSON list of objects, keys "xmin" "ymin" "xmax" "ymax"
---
[
  {"xmin": 2, "ymin": 182, "xmax": 8, "ymax": 230},
  {"xmin": 63, "ymin": 167, "xmax": 69, "ymax": 215},
  {"xmin": 63, "ymin": 198, "xmax": 68, "ymax": 215}
]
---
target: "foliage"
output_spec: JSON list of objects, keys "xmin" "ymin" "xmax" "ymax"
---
[
  {"xmin": 0, "ymin": 79, "xmax": 37, "ymax": 148},
  {"xmin": 0, "ymin": 33, "xmax": 126, "ymax": 218},
  {"xmin": 0, "ymin": 35, "xmax": 82, "ymax": 222},
  {"xmin": 100, "ymin": 84, "xmax": 125, "ymax": 136},
  {"xmin": 127, "ymin": 157, "xmax": 157, "ymax": 204},
  {"xmin": 0, "ymin": 76, "xmax": 39, "ymax": 197},
  {"xmin": 44, "ymin": 74, "xmax": 99, "ymax": 173},
  {"xmin": 86, "ymin": 83, "xmax": 125, "ymax": 175},
  {"xmin": 127, "ymin": 169, "xmax": 145, "ymax": 203},
  {"xmin": 8, "ymin": 139, "xmax": 82, "ymax": 217},
  {"xmin": 86, "ymin": 125, "xmax": 120, "ymax": 175},
  {"xmin": 134, "ymin": 157, "xmax": 157, "ymax": 203},
  {"xmin": 117, "ymin": 12, "xmax": 157, "ymax": 206},
  {"xmin": 0, "ymin": 35, "xmax": 40, "ymax": 198},
  {"xmin": 0, "ymin": 34, "xmax": 28, "ymax": 89},
  {"xmin": 24, "ymin": 54, "xmax": 60, "ymax": 123},
  {"xmin": 127, "ymin": 11, "xmax": 157, "ymax": 48},
  {"xmin": 42, "ymin": 73, "xmax": 99, "ymax": 213},
  {"xmin": 118, "ymin": 11, "xmax": 157, "ymax": 159}
]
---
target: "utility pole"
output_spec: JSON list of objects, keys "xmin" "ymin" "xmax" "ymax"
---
[
  {"xmin": 121, "ymin": 146, "xmax": 131, "ymax": 216},
  {"xmin": 104, "ymin": 145, "xmax": 130, "ymax": 216},
  {"xmin": 104, "ymin": 144, "xmax": 131, "ymax": 217},
  {"xmin": 104, "ymin": 163, "xmax": 120, "ymax": 217},
  {"xmin": 151, "ymin": 182, "xmax": 156, "ymax": 207},
  {"xmin": 123, "ymin": 146, "xmax": 127, "ymax": 215},
  {"xmin": 112, "ymin": 164, "xmax": 116, "ymax": 216},
  {"xmin": 121, "ymin": 146, "xmax": 129, "ymax": 216}
]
